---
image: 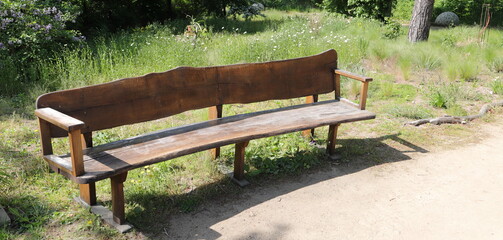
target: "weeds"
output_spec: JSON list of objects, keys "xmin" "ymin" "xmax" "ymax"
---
[
  {"xmin": 491, "ymin": 78, "xmax": 503, "ymax": 95},
  {"xmin": 384, "ymin": 104, "xmax": 434, "ymax": 119},
  {"xmin": 1, "ymin": 9, "xmax": 503, "ymax": 239}
]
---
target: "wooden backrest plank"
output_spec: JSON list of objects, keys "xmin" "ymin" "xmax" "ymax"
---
[
  {"xmin": 218, "ymin": 50, "xmax": 337, "ymax": 104},
  {"xmin": 37, "ymin": 50, "xmax": 338, "ymax": 138}
]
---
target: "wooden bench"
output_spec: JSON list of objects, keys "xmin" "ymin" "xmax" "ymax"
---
[{"xmin": 35, "ymin": 49, "xmax": 375, "ymax": 229}]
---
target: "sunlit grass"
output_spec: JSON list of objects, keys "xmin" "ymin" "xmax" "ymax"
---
[{"xmin": 1, "ymin": 9, "xmax": 503, "ymax": 238}]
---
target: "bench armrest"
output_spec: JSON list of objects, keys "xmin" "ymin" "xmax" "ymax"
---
[
  {"xmin": 334, "ymin": 69, "xmax": 373, "ymax": 83},
  {"xmin": 334, "ymin": 69, "xmax": 372, "ymax": 110},
  {"xmin": 35, "ymin": 107, "xmax": 85, "ymax": 176},
  {"xmin": 35, "ymin": 107, "xmax": 84, "ymax": 132}
]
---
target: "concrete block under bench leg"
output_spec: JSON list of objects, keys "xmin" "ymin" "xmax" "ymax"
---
[
  {"xmin": 74, "ymin": 197, "xmax": 133, "ymax": 233},
  {"xmin": 74, "ymin": 172, "xmax": 132, "ymax": 233}
]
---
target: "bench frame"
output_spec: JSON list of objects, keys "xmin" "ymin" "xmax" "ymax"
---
[{"xmin": 35, "ymin": 51, "xmax": 373, "ymax": 230}]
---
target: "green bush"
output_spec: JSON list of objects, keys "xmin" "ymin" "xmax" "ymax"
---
[
  {"xmin": 0, "ymin": 0, "xmax": 82, "ymax": 58},
  {"xmin": 392, "ymin": 0, "xmax": 414, "ymax": 21},
  {"xmin": 322, "ymin": 0, "xmax": 397, "ymax": 21},
  {"xmin": 0, "ymin": 0, "xmax": 83, "ymax": 96},
  {"xmin": 261, "ymin": 0, "xmax": 321, "ymax": 10},
  {"xmin": 381, "ymin": 20, "xmax": 402, "ymax": 39},
  {"xmin": 435, "ymin": 0, "xmax": 503, "ymax": 26},
  {"xmin": 491, "ymin": 79, "xmax": 503, "ymax": 95}
]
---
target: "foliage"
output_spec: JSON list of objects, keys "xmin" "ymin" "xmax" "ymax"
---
[
  {"xmin": 381, "ymin": 19, "xmax": 402, "ymax": 39},
  {"xmin": 229, "ymin": 2, "xmax": 266, "ymax": 20},
  {"xmin": 0, "ymin": 166, "xmax": 10, "ymax": 192},
  {"xmin": 383, "ymin": 104, "xmax": 434, "ymax": 119},
  {"xmin": 1, "ymin": 10, "xmax": 503, "ymax": 238},
  {"xmin": 491, "ymin": 78, "xmax": 503, "ymax": 95},
  {"xmin": 246, "ymin": 134, "xmax": 324, "ymax": 175},
  {"xmin": 392, "ymin": 0, "xmax": 414, "ymax": 21},
  {"xmin": 322, "ymin": 0, "xmax": 397, "ymax": 21},
  {"xmin": 427, "ymin": 82, "xmax": 483, "ymax": 110},
  {"xmin": 435, "ymin": 0, "xmax": 503, "ymax": 26},
  {"xmin": 0, "ymin": 0, "xmax": 82, "ymax": 57},
  {"xmin": 261, "ymin": 0, "xmax": 322, "ymax": 10},
  {"xmin": 76, "ymin": 0, "xmax": 174, "ymax": 34},
  {"xmin": 0, "ymin": 0, "xmax": 83, "ymax": 96}
]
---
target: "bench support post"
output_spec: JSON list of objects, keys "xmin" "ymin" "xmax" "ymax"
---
[
  {"xmin": 208, "ymin": 105, "xmax": 223, "ymax": 159},
  {"xmin": 111, "ymin": 172, "xmax": 128, "ymax": 225},
  {"xmin": 38, "ymin": 118, "xmax": 53, "ymax": 155},
  {"xmin": 359, "ymin": 82, "xmax": 369, "ymax": 110},
  {"xmin": 302, "ymin": 95, "xmax": 318, "ymax": 139},
  {"xmin": 327, "ymin": 124, "xmax": 340, "ymax": 155},
  {"xmin": 78, "ymin": 132, "xmax": 96, "ymax": 205},
  {"xmin": 79, "ymin": 183, "xmax": 97, "ymax": 206},
  {"xmin": 69, "ymin": 129, "xmax": 85, "ymax": 176},
  {"xmin": 233, "ymin": 141, "xmax": 250, "ymax": 187}
]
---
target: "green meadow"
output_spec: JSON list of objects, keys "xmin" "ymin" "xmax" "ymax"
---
[{"xmin": 1, "ymin": 9, "xmax": 502, "ymax": 239}]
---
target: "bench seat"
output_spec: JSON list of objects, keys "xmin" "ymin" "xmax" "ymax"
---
[{"xmin": 45, "ymin": 99, "xmax": 375, "ymax": 184}]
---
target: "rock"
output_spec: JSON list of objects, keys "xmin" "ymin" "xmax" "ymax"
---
[
  {"xmin": 0, "ymin": 206, "xmax": 10, "ymax": 225},
  {"xmin": 435, "ymin": 12, "xmax": 460, "ymax": 26}
]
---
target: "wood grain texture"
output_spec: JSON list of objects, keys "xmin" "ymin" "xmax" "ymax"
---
[
  {"xmin": 45, "ymin": 100, "xmax": 375, "ymax": 184},
  {"xmin": 359, "ymin": 82, "xmax": 369, "ymax": 110},
  {"xmin": 302, "ymin": 95, "xmax": 319, "ymax": 138},
  {"xmin": 69, "ymin": 129, "xmax": 85, "ymax": 176},
  {"xmin": 36, "ymin": 50, "xmax": 338, "ymax": 138},
  {"xmin": 111, "ymin": 172, "xmax": 127, "ymax": 224},
  {"xmin": 79, "ymin": 132, "xmax": 96, "ymax": 206},
  {"xmin": 335, "ymin": 74, "xmax": 341, "ymax": 100},
  {"xmin": 327, "ymin": 124, "xmax": 340, "ymax": 155},
  {"xmin": 38, "ymin": 118, "xmax": 53, "ymax": 155},
  {"xmin": 82, "ymin": 132, "xmax": 93, "ymax": 148},
  {"xmin": 79, "ymin": 183, "xmax": 96, "ymax": 206},
  {"xmin": 35, "ymin": 108, "xmax": 84, "ymax": 132},
  {"xmin": 208, "ymin": 105, "xmax": 223, "ymax": 159},
  {"xmin": 234, "ymin": 141, "xmax": 249, "ymax": 181},
  {"xmin": 334, "ymin": 69, "xmax": 373, "ymax": 82}
]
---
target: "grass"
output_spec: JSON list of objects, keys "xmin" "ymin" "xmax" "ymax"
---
[{"xmin": 1, "ymin": 8, "xmax": 503, "ymax": 239}]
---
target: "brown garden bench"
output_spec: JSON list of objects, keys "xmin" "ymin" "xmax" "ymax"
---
[{"xmin": 35, "ymin": 49, "xmax": 375, "ymax": 231}]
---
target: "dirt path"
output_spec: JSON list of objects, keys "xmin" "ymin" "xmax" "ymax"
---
[{"xmin": 161, "ymin": 123, "xmax": 503, "ymax": 240}]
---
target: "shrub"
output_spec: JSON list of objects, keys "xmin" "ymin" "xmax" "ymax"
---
[
  {"xmin": 435, "ymin": 0, "xmax": 503, "ymax": 26},
  {"xmin": 322, "ymin": 0, "xmax": 397, "ymax": 22},
  {"xmin": 229, "ymin": 2, "xmax": 266, "ymax": 20},
  {"xmin": 491, "ymin": 78, "xmax": 503, "ymax": 95},
  {"xmin": 261, "ymin": 0, "xmax": 321, "ymax": 10},
  {"xmin": 0, "ymin": 0, "xmax": 83, "ymax": 59},
  {"xmin": 429, "ymin": 91, "xmax": 448, "ymax": 108},
  {"xmin": 0, "ymin": 0, "xmax": 83, "ymax": 96},
  {"xmin": 392, "ymin": 0, "xmax": 414, "ymax": 21},
  {"xmin": 381, "ymin": 20, "xmax": 402, "ymax": 39}
]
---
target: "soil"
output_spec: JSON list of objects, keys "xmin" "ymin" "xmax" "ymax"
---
[{"xmin": 157, "ymin": 121, "xmax": 503, "ymax": 240}]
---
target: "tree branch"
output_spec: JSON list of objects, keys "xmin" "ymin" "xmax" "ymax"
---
[{"xmin": 405, "ymin": 100, "xmax": 503, "ymax": 126}]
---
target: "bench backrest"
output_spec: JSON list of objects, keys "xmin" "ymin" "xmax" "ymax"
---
[{"xmin": 37, "ymin": 49, "xmax": 338, "ymax": 137}]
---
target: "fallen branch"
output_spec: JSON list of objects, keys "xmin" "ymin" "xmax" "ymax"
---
[{"xmin": 405, "ymin": 100, "xmax": 503, "ymax": 126}]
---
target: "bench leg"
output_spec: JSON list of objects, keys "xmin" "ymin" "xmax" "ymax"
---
[
  {"xmin": 79, "ymin": 132, "xmax": 96, "ymax": 206},
  {"xmin": 327, "ymin": 124, "xmax": 340, "ymax": 155},
  {"xmin": 233, "ymin": 141, "xmax": 250, "ymax": 187},
  {"xmin": 210, "ymin": 148, "xmax": 220, "ymax": 159},
  {"xmin": 302, "ymin": 95, "xmax": 319, "ymax": 139},
  {"xmin": 111, "ymin": 172, "xmax": 128, "ymax": 225},
  {"xmin": 79, "ymin": 183, "xmax": 97, "ymax": 206},
  {"xmin": 208, "ymin": 105, "xmax": 223, "ymax": 159}
]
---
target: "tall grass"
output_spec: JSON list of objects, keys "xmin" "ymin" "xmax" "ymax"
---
[
  {"xmin": 1, "ymin": 10, "xmax": 502, "ymax": 98},
  {"xmin": 2, "ymin": 9, "xmax": 503, "ymax": 238}
]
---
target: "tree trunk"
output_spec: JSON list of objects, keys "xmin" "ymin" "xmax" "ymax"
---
[{"xmin": 408, "ymin": 0, "xmax": 435, "ymax": 42}]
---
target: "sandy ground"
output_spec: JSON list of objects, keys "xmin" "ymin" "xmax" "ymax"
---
[{"xmin": 161, "ymin": 123, "xmax": 503, "ymax": 240}]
